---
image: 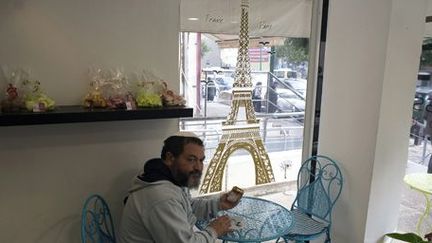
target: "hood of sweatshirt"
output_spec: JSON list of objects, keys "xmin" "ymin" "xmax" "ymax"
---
[{"xmin": 128, "ymin": 158, "xmax": 181, "ymax": 193}]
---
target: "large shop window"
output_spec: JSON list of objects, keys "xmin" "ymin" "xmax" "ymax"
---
[{"xmin": 179, "ymin": 0, "xmax": 316, "ymax": 195}]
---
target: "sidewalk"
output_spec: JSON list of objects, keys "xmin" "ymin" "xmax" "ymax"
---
[{"xmin": 396, "ymin": 140, "xmax": 431, "ymax": 237}]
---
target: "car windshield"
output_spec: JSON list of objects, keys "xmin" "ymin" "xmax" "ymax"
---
[
  {"xmin": 275, "ymin": 71, "xmax": 285, "ymax": 79},
  {"xmin": 287, "ymin": 71, "xmax": 297, "ymax": 79}
]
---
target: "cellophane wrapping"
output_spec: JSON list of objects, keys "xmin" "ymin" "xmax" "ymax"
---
[
  {"xmin": 0, "ymin": 66, "xmax": 27, "ymax": 112},
  {"xmin": 84, "ymin": 67, "xmax": 135, "ymax": 110},
  {"xmin": 83, "ymin": 67, "xmax": 108, "ymax": 108},
  {"xmin": 133, "ymin": 70, "xmax": 163, "ymax": 107},
  {"xmin": 21, "ymin": 78, "xmax": 56, "ymax": 112}
]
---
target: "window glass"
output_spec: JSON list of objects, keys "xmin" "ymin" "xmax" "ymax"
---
[{"xmin": 179, "ymin": 0, "xmax": 314, "ymax": 196}]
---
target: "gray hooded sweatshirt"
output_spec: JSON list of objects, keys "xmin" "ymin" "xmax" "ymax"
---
[{"xmin": 117, "ymin": 164, "xmax": 220, "ymax": 243}]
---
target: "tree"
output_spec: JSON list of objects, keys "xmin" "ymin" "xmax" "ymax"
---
[
  {"xmin": 275, "ymin": 38, "xmax": 309, "ymax": 67},
  {"xmin": 201, "ymin": 41, "xmax": 211, "ymax": 58}
]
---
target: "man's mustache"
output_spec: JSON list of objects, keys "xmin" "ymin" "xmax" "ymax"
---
[{"xmin": 190, "ymin": 171, "xmax": 202, "ymax": 177}]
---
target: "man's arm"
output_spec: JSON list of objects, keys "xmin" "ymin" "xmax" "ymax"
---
[
  {"xmin": 191, "ymin": 192, "xmax": 241, "ymax": 219},
  {"xmin": 147, "ymin": 199, "xmax": 215, "ymax": 243},
  {"xmin": 191, "ymin": 196, "xmax": 220, "ymax": 219}
]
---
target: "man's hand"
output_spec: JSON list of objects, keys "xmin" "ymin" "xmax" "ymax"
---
[
  {"xmin": 208, "ymin": 215, "xmax": 232, "ymax": 237},
  {"xmin": 219, "ymin": 192, "xmax": 241, "ymax": 210}
]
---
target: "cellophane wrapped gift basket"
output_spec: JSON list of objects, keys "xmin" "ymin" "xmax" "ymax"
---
[
  {"xmin": 160, "ymin": 81, "xmax": 186, "ymax": 107},
  {"xmin": 1, "ymin": 66, "xmax": 56, "ymax": 112},
  {"xmin": 83, "ymin": 68, "xmax": 108, "ymax": 109},
  {"xmin": 101, "ymin": 68, "xmax": 132, "ymax": 110},
  {"xmin": 133, "ymin": 70, "xmax": 185, "ymax": 108},
  {"xmin": 133, "ymin": 70, "xmax": 164, "ymax": 108},
  {"xmin": 0, "ymin": 66, "xmax": 27, "ymax": 112},
  {"xmin": 84, "ymin": 67, "xmax": 136, "ymax": 110},
  {"xmin": 21, "ymin": 79, "xmax": 55, "ymax": 112}
]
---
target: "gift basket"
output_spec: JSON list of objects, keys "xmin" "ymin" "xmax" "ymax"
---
[
  {"xmin": 83, "ymin": 67, "xmax": 136, "ymax": 110},
  {"xmin": 83, "ymin": 68, "xmax": 108, "ymax": 109},
  {"xmin": 133, "ymin": 70, "xmax": 186, "ymax": 108},
  {"xmin": 21, "ymin": 79, "xmax": 56, "ymax": 112},
  {"xmin": 160, "ymin": 81, "xmax": 186, "ymax": 107},
  {"xmin": 101, "ymin": 68, "xmax": 133, "ymax": 110},
  {"xmin": 0, "ymin": 66, "xmax": 26, "ymax": 112},
  {"xmin": 133, "ymin": 70, "xmax": 164, "ymax": 108}
]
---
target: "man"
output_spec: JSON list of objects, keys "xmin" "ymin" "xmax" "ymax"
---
[
  {"xmin": 118, "ymin": 131, "xmax": 239, "ymax": 243},
  {"xmin": 268, "ymin": 81, "xmax": 278, "ymax": 113},
  {"xmin": 423, "ymin": 102, "xmax": 432, "ymax": 173},
  {"xmin": 252, "ymin": 82, "xmax": 262, "ymax": 112}
]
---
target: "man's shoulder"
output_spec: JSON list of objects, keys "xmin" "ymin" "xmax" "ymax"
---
[{"xmin": 132, "ymin": 181, "xmax": 186, "ymax": 204}]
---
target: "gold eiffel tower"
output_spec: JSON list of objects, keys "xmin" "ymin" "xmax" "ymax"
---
[{"xmin": 200, "ymin": 0, "xmax": 275, "ymax": 194}]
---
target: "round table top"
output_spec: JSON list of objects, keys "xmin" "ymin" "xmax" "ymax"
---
[
  {"xmin": 196, "ymin": 196, "xmax": 293, "ymax": 242},
  {"xmin": 404, "ymin": 173, "xmax": 432, "ymax": 195}
]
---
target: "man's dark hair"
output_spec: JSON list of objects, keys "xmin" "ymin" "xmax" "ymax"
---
[{"xmin": 161, "ymin": 136, "xmax": 204, "ymax": 159}]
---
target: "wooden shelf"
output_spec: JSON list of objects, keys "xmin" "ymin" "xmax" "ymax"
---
[{"xmin": 0, "ymin": 105, "xmax": 193, "ymax": 126}]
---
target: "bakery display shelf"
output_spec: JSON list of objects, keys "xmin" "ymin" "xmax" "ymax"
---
[{"xmin": 0, "ymin": 105, "xmax": 193, "ymax": 126}]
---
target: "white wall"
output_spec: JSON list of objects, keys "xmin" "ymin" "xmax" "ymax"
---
[
  {"xmin": 0, "ymin": 0, "xmax": 180, "ymax": 242},
  {"xmin": 319, "ymin": 0, "xmax": 426, "ymax": 242},
  {"xmin": 0, "ymin": 0, "xmax": 180, "ymax": 104}
]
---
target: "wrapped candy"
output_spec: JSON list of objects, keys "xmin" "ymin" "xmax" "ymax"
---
[
  {"xmin": 133, "ymin": 70, "xmax": 163, "ymax": 108},
  {"xmin": 0, "ymin": 66, "xmax": 27, "ymax": 112},
  {"xmin": 135, "ymin": 82, "xmax": 163, "ymax": 107},
  {"xmin": 1, "ymin": 83, "xmax": 22, "ymax": 112},
  {"xmin": 102, "ymin": 68, "xmax": 132, "ymax": 110},
  {"xmin": 21, "ymin": 79, "xmax": 55, "ymax": 112},
  {"xmin": 161, "ymin": 82, "xmax": 186, "ymax": 107},
  {"xmin": 132, "ymin": 70, "xmax": 186, "ymax": 107},
  {"xmin": 84, "ymin": 67, "xmax": 135, "ymax": 110},
  {"xmin": 83, "ymin": 81, "xmax": 107, "ymax": 108},
  {"xmin": 83, "ymin": 68, "xmax": 107, "ymax": 109}
]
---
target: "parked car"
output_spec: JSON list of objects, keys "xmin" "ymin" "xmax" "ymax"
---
[
  {"xmin": 274, "ymin": 68, "xmax": 300, "ymax": 80},
  {"xmin": 410, "ymin": 87, "xmax": 432, "ymax": 144},
  {"xmin": 214, "ymin": 76, "xmax": 233, "ymax": 92},
  {"xmin": 201, "ymin": 76, "xmax": 234, "ymax": 101},
  {"xmin": 413, "ymin": 87, "xmax": 432, "ymax": 121},
  {"xmin": 274, "ymin": 68, "xmax": 307, "ymax": 97},
  {"xmin": 282, "ymin": 80, "xmax": 306, "ymax": 97},
  {"xmin": 276, "ymin": 88, "xmax": 306, "ymax": 112}
]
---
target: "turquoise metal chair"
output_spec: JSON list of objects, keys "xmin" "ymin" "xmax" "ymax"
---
[
  {"xmin": 277, "ymin": 155, "xmax": 343, "ymax": 243},
  {"xmin": 81, "ymin": 194, "xmax": 116, "ymax": 243}
]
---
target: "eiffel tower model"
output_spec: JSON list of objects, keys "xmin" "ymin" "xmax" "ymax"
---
[{"xmin": 200, "ymin": 0, "xmax": 275, "ymax": 194}]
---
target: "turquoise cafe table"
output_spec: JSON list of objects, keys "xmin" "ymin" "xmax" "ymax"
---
[
  {"xmin": 196, "ymin": 196, "xmax": 293, "ymax": 242},
  {"xmin": 404, "ymin": 173, "xmax": 432, "ymax": 234}
]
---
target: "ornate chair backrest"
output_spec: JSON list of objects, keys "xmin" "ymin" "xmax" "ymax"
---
[
  {"xmin": 292, "ymin": 155, "xmax": 343, "ymax": 225},
  {"xmin": 81, "ymin": 194, "xmax": 116, "ymax": 243}
]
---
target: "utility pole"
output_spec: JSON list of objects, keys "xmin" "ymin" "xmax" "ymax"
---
[{"xmin": 258, "ymin": 41, "xmax": 269, "ymax": 71}]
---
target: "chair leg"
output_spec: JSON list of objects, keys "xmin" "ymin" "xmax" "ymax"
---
[
  {"xmin": 325, "ymin": 229, "xmax": 331, "ymax": 243},
  {"xmin": 274, "ymin": 237, "xmax": 288, "ymax": 243}
]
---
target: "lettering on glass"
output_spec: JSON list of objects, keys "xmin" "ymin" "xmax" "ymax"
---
[
  {"xmin": 206, "ymin": 14, "xmax": 224, "ymax": 24},
  {"xmin": 259, "ymin": 21, "xmax": 272, "ymax": 30}
]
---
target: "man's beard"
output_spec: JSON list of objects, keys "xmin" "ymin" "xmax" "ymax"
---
[
  {"xmin": 172, "ymin": 170, "xmax": 202, "ymax": 189},
  {"xmin": 187, "ymin": 171, "xmax": 202, "ymax": 189}
]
